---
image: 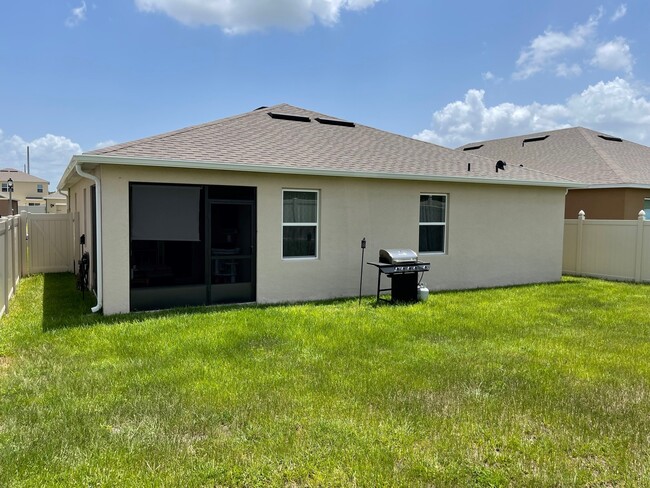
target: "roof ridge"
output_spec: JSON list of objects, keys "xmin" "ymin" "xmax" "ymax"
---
[
  {"xmin": 89, "ymin": 103, "xmax": 290, "ymax": 156},
  {"xmin": 577, "ymin": 127, "xmax": 629, "ymax": 183},
  {"xmin": 457, "ymin": 126, "xmax": 580, "ymax": 148}
]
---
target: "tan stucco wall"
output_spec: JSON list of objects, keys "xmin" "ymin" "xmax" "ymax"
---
[
  {"xmin": 0, "ymin": 181, "xmax": 48, "ymax": 210},
  {"xmin": 65, "ymin": 173, "xmax": 99, "ymax": 288},
  {"xmin": 565, "ymin": 188, "xmax": 650, "ymax": 220},
  {"xmin": 73, "ymin": 165, "xmax": 566, "ymax": 315}
]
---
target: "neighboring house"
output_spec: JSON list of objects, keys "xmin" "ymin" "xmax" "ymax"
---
[
  {"xmin": 58, "ymin": 104, "xmax": 577, "ymax": 315},
  {"xmin": 0, "ymin": 168, "xmax": 49, "ymax": 214},
  {"xmin": 44, "ymin": 191, "xmax": 68, "ymax": 214},
  {"xmin": 458, "ymin": 127, "xmax": 650, "ymax": 219},
  {"xmin": 0, "ymin": 193, "xmax": 17, "ymax": 217}
]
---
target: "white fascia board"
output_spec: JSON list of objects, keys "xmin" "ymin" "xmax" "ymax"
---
[
  {"xmin": 65, "ymin": 154, "xmax": 582, "ymax": 189},
  {"xmin": 580, "ymin": 183, "xmax": 650, "ymax": 190}
]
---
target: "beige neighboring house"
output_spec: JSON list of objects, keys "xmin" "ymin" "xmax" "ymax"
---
[
  {"xmin": 44, "ymin": 191, "xmax": 68, "ymax": 214},
  {"xmin": 58, "ymin": 103, "xmax": 578, "ymax": 315},
  {"xmin": 0, "ymin": 168, "xmax": 49, "ymax": 214},
  {"xmin": 457, "ymin": 127, "xmax": 650, "ymax": 219}
]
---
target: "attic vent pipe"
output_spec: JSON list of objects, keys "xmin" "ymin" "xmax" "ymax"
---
[{"xmin": 496, "ymin": 160, "xmax": 506, "ymax": 172}]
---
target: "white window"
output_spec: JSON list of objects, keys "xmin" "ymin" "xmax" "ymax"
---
[
  {"xmin": 37, "ymin": 184, "xmax": 43, "ymax": 193},
  {"xmin": 28, "ymin": 203, "xmax": 41, "ymax": 207},
  {"xmin": 282, "ymin": 189, "xmax": 318, "ymax": 258},
  {"xmin": 419, "ymin": 194, "xmax": 447, "ymax": 254},
  {"xmin": 1, "ymin": 183, "xmax": 7, "ymax": 192},
  {"xmin": 644, "ymin": 198, "xmax": 650, "ymax": 217}
]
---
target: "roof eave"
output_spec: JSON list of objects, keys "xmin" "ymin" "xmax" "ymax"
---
[
  {"xmin": 60, "ymin": 153, "xmax": 581, "ymax": 189},
  {"xmin": 582, "ymin": 183, "xmax": 650, "ymax": 189}
]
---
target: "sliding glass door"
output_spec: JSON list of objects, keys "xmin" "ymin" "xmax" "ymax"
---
[
  {"xmin": 129, "ymin": 183, "xmax": 256, "ymax": 311},
  {"xmin": 210, "ymin": 202, "xmax": 255, "ymax": 304}
]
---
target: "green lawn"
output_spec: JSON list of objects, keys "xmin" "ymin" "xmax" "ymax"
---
[{"xmin": 1, "ymin": 274, "xmax": 649, "ymax": 486}]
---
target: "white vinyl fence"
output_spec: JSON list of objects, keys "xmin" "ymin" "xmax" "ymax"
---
[
  {"xmin": 0, "ymin": 212, "xmax": 76, "ymax": 318},
  {"xmin": 563, "ymin": 210, "xmax": 650, "ymax": 282},
  {"xmin": 0, "ymin": 215, "xmax": 23, "ymax": 317},
  {"xmin": 21, "ymin": 212, "xmax": 74, "ymax": 275}
]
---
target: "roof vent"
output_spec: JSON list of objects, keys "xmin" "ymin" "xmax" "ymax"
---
[
  {"xmin": 268, "ymin": 112, "xmax": 311, "ymax": 122},
  {"xmin": 315, "ymin": 117, "xmax": 355, "ymax": 127},
  {"xmin": 463, "ymin": 144, "xmax": 483, "ymax": 151},
  {"xmin": 522, "ymin": 135, "xmax": 549, "ymax": 146},
  {"xmin": 496, "ymin": 160, "xmax": 507, "ymax": 173},
  {"xmin": 598, "ymin": 135, "xmax": 623, "ymax": 142},
  {"xmin": 254, "ymin": 106, "xmax": 268, "ymax": 111}
]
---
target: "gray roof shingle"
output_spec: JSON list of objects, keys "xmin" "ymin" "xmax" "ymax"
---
[
  {"xmin": 457, "ymin": 127, "xmax": 650, "ymax": 185},
  {"xmin": 78, "ymin": 104, "xmax": 574, "ymax": 185}
]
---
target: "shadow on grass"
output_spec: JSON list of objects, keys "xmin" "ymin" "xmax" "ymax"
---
[
  {"xmin": 40, "ymin": 274, "xmax": 604, "ymax": 332},
  {"xmin": 42, "ymin": 273, "xmax": 100, "ymax": 332},
  {"xmin": 41, "ymin": 273, "xmax": 185, "ymax": 332},
  {"xmin": 41, "ymin": 273, "xmax": 328, "ymax": 332}
]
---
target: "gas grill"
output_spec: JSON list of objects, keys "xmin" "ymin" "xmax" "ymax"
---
[{"xmin": 367, "ymin": 248, "xmax": 430, "ymax": 303}]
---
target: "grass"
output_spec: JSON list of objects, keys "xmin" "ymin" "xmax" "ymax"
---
[{"xmin": 1, "ymin": 274, "xmax": 649, "ymax": 486}]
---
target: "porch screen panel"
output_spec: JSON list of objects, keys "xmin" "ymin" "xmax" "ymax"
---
[{"xmin": 131, "ymin": 184, "xmax": 201, "ymax": 241}]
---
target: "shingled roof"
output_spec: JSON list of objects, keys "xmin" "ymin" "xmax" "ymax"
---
[
  {"xmin": 61, "ymin": 104, "xmax": 576, "ymax": 188},
  {"xmin": 457, "ymin": 127, "xmax": 650, "ymax": 186},
  {"xmin": 1, "ymin": 168, "xmax": 48, "ymax": 183}
]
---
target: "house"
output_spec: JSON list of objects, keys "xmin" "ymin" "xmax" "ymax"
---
[
  {"xmin": 58, "ymin": 104, "xmax": 577, "ymax": 314},
  {"xmin": 0, "ymin": 194, "xmax": 17, "ymax": 217},
  {"xmin": 0, "ymin": 168, "xmax": 49, "ymax": 213},
  {"xmin": 457, "ymin": 127, "xmax": 650, "ymax": 219},
  {"xmin": 44, "ymin": 191, "xmax": 68, "ymax": 214}
]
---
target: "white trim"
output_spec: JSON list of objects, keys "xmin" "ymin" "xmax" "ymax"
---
[
  {"xmin": 419, "ymin": 193, "xmax": 448, "ymax": 255},
  {"xmin": 75, "ymin": 164, "xmax": 103, "ymax": 313},
  {"xmin": 58, "ymin": 154, "xmax": 582, "ymax": 191},
  {"xmin": 579, "ymin": 184, "xmax": 650, "ymax": 190},
  {"xmin": 282, "ymin": 188, "xmax": 319, "ymax": 259}
]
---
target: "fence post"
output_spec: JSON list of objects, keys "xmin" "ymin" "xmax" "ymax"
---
[
  {"xmin": 576, "ymin": 210, "xmax": 585, "ymax": 275},
  {"xmin": 20, "ymin": 211, "xmax": 28, "ymax": 276},
  {"xmin": 1, "ymin": 219, "xmax": 7, "ymax": 316},
  {"xmin": 634, "ymin": 210, "xmax": 645, "ymax": 282}
]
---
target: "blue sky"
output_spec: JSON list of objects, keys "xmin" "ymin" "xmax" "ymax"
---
[{"xmin": 2, "ymin": 0, "xmax": 649, "ymax": 188}]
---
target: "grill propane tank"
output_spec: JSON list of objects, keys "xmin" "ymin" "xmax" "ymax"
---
[{"xmin": 417, "ymin": 283, "xmax": 429, "ymax": 301}]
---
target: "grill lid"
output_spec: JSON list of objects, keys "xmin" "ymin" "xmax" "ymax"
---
[{"xmin": 379, "ymin": 248, "xmax": 418, "ymax": 264}]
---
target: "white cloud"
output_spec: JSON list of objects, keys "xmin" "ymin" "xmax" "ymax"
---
[
  {"xmin": 611, "ymin": 4, "xmax": 627, "ymax": 22},
  {"xmin": 0, "ymin": 130, "xmax": 82, "ymax": 189},
  {"xmin": 566, "ymin": 78, "xmax": 650, "ymax": 140},
  {"xmin": 514, "ymin": 9, "xmax": 601, "ymax": 80},
  {"xmin": 134, "ymin": 0, "xmax": 381, "ymax": 33},
  {"xmin": 65, "ymin": 1, "xmax": 87, "ymax": 28},
  {"xmin": 482, "ymin": 71, "xmax": 495, "ymax": 81},
  {"xmin": 556, "ymin": 63, "xmax": 582, "ymax": 78},
  {"xmin": 413, "ymin": 78, "xmax": 650, "ymax": 147},
  {"xmin": 591, "ymin": 37, "xmax": 634, "ymax": 73},
  {"xmin": 94, "ymin": 140, "xmax": 117, "ymax": 149}
]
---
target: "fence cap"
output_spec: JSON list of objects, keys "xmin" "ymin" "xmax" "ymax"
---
[
  {"xmin": 578, "ymin": 210, "xmax": 586, "ymax": 218},
  {"xmin": 639, "ymin": 210, "xmax": 646, "ymax": 219}
]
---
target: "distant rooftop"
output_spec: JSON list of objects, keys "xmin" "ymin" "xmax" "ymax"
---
[
  {"xmin": 0, "ymin": 168, "xmax": 49, "ymax": 183},
  {"xmin": 457, "ymin": 127, "xmax": 650, "ymax": 186}
]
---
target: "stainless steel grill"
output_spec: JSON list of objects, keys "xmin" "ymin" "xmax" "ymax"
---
[{"xmin": 367, "ymin": 248, "xmax": 430, "ymax": 303}]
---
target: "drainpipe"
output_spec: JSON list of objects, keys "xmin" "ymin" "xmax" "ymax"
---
[{"xmin": 74, "ymin": 164, "xmax": 103, "ymax": 313}]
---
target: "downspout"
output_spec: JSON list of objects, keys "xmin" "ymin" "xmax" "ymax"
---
[{"xmin": 75, "ymin": 164, "xmax": 103, "ymax": 313}]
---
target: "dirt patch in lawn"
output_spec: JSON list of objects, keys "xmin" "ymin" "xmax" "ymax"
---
[{"xmin": 0, "ymin": 355, "xmax": 11, "ymax": 375}]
